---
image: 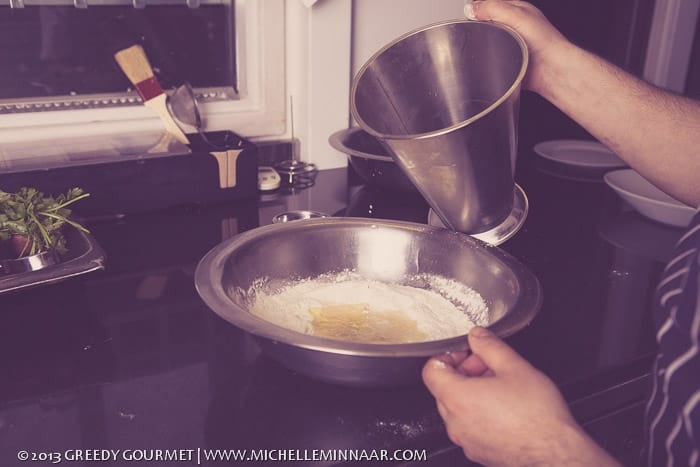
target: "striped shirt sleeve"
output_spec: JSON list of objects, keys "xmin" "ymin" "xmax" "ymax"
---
[{"xmin": 646, "ymin": 211, "xmax": 700, "ymax": 467}]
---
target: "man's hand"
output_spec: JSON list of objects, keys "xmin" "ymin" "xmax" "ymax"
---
[
  {"xmin": 422, "ymin": 326, "xmax": 621, "ymax": 466},
  {"xmin": 464, "ymin": 0, "xmax": 700, "ymax": 206},
  {"xmin": 466, "ymin": 0, "xmax": 570, "ymax": 95}
]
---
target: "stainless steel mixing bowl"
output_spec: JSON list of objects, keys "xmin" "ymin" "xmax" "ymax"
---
[{"xmin": 195, "ymin": 218, "xmax": 541, "ymax": 386}]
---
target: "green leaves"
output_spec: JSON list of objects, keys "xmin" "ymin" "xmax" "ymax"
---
[{"xmin": 0, "ymin": 187, "xmax": 90, "ymax": 258}]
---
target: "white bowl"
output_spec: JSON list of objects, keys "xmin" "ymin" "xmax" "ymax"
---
[
  {"xmin": 534, "ymin": 139, "xmax": 626, "ymax": 169},
  {"xmin": 604, "ymin": 169, "xmax": 697, "ymax": 228}
]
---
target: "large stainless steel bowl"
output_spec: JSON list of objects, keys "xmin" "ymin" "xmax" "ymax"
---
[{"xmin": 195, "ymin": 218, "xmax": 541, "ymax": 387}]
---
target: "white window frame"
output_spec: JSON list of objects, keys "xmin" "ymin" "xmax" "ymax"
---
[
  {"xmin": 644, "ymin": 0, "xmax": 700, "ymax": 93},
  {"xmin": 0, "ymin": 0, "xmax": 286, "ymax": 144},
  {"xmin": 285, "ymin": 0, "xmax": 352, "ymax": 170},
  {"xmin": 200, "ymin": 0, "xmax": 286, "ymax": 136}
]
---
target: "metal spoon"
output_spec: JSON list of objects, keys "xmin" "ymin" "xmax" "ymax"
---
[{"xmin": 167, "ymin": 82, "xmax": 225, "ymax": 150}]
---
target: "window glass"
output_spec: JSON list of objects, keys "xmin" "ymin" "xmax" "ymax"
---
[{"xmin": 0, "ymin": 1, "xmax": 237, "ymax": 113}]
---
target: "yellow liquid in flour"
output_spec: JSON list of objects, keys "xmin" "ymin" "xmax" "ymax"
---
[{"xmin": 309, "ymin": 304, "xmax": 428, "ymax": 344}]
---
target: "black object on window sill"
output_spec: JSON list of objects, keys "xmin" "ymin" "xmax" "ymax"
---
[{"xmin": 0, "ymin": 130, "xmax": 259, "ymax": 218}]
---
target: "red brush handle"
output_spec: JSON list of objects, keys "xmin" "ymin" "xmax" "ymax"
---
[{"xmin": 134, "ymin": 76, "xmax": 164, "ymax": 102}]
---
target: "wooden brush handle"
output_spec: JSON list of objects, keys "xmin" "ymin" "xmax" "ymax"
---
[
  {"xmin": 114, "ymin": 44, "xmax": 190, "ymax": 145},
  {"xmin": 144, "ymin": 94, "xmax": 190, "ymax": 144},
  {"xmin": 114, "ymin": 45, "xmax": 163, "ymax": 101},
  {"xmin": 114, "ymin": 45, "xmax": 154, "ymax": 83}
]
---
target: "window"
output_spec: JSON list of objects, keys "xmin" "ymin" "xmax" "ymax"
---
[{"xmin": 0, "ymin": 0, "xmax": 285, "ymax": 146}]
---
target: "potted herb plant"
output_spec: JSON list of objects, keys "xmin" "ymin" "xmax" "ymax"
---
[{"xmin": 0, "ymin": 187, "xmax": 90, "ymax": 259}]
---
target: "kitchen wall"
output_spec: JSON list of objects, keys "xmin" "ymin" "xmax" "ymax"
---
[
  {"xmin": 350, "ymin": 0, "xmax": 465, "ymax": 77},
  {"xmin": 299, "ymin": 0, "xmax": 466, "ymax": 170}
]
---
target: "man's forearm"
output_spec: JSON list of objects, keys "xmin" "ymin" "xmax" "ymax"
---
[
  {"xmin": 541, "ymin": 424, "xmax": 622, "ymax": 467},
  {"xmin": 536, "ymin": 42, "xmax": 700, "ymax": 207}
]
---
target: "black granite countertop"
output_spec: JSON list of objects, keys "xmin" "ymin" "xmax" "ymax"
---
[{"xmin": 0, "ymin": 153, "xmax": 684, "ymax": 466}]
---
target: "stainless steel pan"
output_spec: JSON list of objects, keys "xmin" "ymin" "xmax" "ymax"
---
[{"xmin": 329, "ymin": 127, "xmax": 416, "ymax": 192}]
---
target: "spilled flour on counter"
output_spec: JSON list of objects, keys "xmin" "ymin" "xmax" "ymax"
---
[{"xmin": 247, "ymin": 271, "xmax": 488, "ymax": 344}]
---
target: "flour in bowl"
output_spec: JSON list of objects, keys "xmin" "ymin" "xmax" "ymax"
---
[{"xmin": 247, "ymin": 271, "xmax": 488, "ymax": 344}]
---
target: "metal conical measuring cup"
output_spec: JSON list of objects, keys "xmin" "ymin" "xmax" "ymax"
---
[{"xmin": 351, "ymin": 19, "xmax": 528, "ymax": 234}]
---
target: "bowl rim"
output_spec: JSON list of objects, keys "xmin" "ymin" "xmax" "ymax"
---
[
  {"xmin": 271, "ymin": 210, "xmax": 330, "ymax": 224},
  {"xmin": 195, "ymin": 217, "xmax": 542, "ymax": 357},
  {"xmin": 328, "ymin": 127, "xmax": 394, "ymax": 162},
  {"xmin": 604, "ymin": 169, "xmax": 695, "ymax": 213}
]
